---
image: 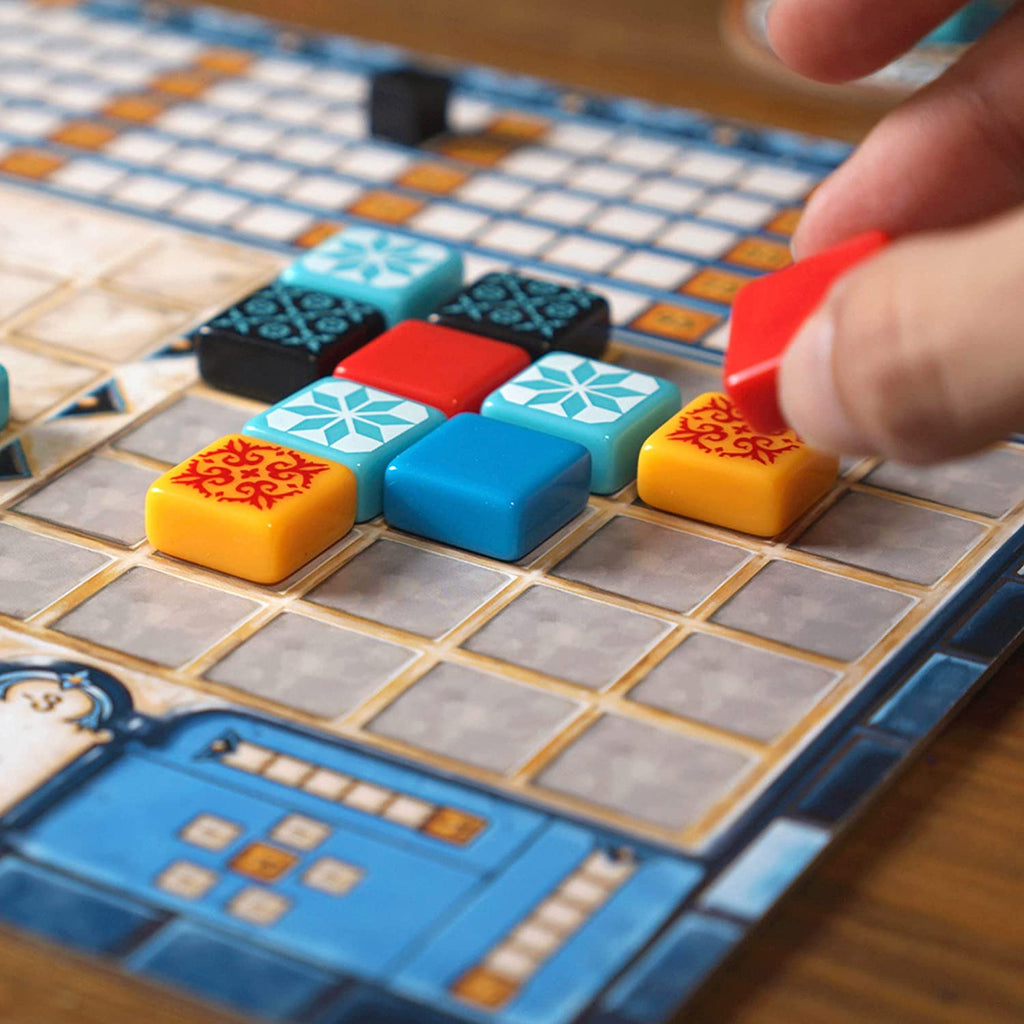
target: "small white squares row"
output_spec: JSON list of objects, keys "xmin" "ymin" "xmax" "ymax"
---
[
  {"xmin": 218, "ymin": 741, "xmax": 451, "ymax": 833},
  {"xmin": 471, "ymin": 850, "xmax": 637, "ymax": 987},
  {"xmin": 181, "ymin": 812, "xmax": 336, "ymax": 854}
]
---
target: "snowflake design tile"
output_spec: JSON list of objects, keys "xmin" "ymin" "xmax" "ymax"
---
[
  {"xmin": 483, "ymin": 354, "xmax": 679, "ymax": 494},
  {"xmin": 280, "ymin": 225, "xmax": 463, "ymax": 326},
  {"xmin": 196, "ymin": 281, "xmax": 384, "ymax": 404},
  {"xmin": 245, "ymin": 378, "xmax": 444, "ymax": 521},
  {"xmin": 433, "ymin": 272, "xmax": 610, "ymax": 359}
]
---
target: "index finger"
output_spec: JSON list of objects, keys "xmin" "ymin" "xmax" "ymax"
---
[{"xmin": 768, "ymin": 0, "xmax": 972, "ymax": 81}]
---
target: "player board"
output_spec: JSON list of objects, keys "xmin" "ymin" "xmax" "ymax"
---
[{"xmin": 0, "ymin": 1, "xmax": 1021, "ymax": 1022}]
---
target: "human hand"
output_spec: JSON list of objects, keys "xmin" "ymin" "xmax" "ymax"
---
[{"xmin": 765, "ymin": 0, "xmax": 1024, "ymax": 462}]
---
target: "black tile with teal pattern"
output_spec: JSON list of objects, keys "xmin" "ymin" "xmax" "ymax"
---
[{"xmin": 195, "ymin": 281, "xmax": 385, "ymax": 403}]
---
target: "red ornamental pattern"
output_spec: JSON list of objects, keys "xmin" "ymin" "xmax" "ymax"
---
[
  {"xmin": 667, "ymin": 395, "xmax": 801, "ymax": 466},
  {"xmin": 172, "ymin": 437, "xmax": 329, "ymax": 510}
]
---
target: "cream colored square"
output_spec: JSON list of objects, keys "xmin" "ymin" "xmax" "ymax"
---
[
  {"xmin": 302, "ymin": 768, "xmax": 352, "ymax": 800},
  {"xmin": 558, "ymin": 875, "xmax": 607, "ymax": 910},
  {"xmin": 342, "ymin": 782, "xmax": 391, "ymax": 814},
  {"xmin": 270, "ymin": 813, "xmax": 331, "ymax": 851},
  {"xmin": 181, "ymin": 814, "xmax": 242, "ymax": 852},
  {"xmin": 228, "ymin": 886, "xmax": 290, "ymax": 926},
  {"xmin": 263, "ymin": 755, "xmax": 313, "ymax": 787},
  {"xmin": 303, "ymin": 857, "xmax": 363, "ymax": 896},
  {"xmin": 485, "ymin": 943, "xmax": 540, "ymax": 983},
  {"xmin": 220, "ymin": 741, "xmax": 274, "ymax": 774},
  {"xmin": 0, "ymin": 267, "xmax": 60, "ymax": 320},
  {"xmin": 580, "ymin": 851, "xmax": 635, "ymax": 887},
  {"xmin": 0, "ymin": 343, "xmax": 95, "ymax": 422},
  {"xmin": 510, "ymin": 921, "xmax": 561, "ymax": 958},
  {"xmin": 382, "ymin": 795, "xmax": 434, "ymax": 829},
  {"xmin": 157, "ymin": 861, "xmax": 218, "ymax": 900},
  {"xmin": 20, "ymin": 287, "xmax": 187, "ymax": 361},
  {"xmin": 531, "ymin": 897, "xmax": 585, "ymax": 935}
]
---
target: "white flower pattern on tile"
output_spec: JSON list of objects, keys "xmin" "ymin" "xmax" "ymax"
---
[{"xmin": 497, "ymin": 354, "xmax": 659, "ymax": 424}]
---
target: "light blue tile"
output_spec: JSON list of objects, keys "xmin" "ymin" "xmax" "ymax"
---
[
  {"xmin": 602, "ymin": 912, "xmax": 742, "ymax": 1023},
  {"xmin": 700, "ymin": 818, "xmax": 829, "ymax": 920},
  {"xmin": 244, "ymin": 377, "xmax": 444, "ymax": 521},
  {"xmin": 384, "ymin": 413, "xmax": 591, "ymax": 561},
  {"xmin": 280, "ymin": 226, "xmax": 463, "ymax": 326},
  {"xmin": 481, "ymin": 353, "xmax": 680, "ymax": 494}
]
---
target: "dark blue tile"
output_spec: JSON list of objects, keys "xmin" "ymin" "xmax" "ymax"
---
[
  {"xmin": 128, "ymin": 920, "xmax": 335, "ymax": 1022},
  {"xmin": 871, "ymin": 654, "xmax": 986, "ymax": 740},
  {"xmin": 949, "ymin": 581, "xmax": 1024, "ymax": 660},
  {"xmin": 796, "ymin": 734, "xmax": 905, "ymax": 824},
  {"xmin": 601, "ymin": 912, "xmax": 742, "ymax": 1024},
  {"xmin": 309, "ymin": 987, "xmax": 452, "ymax": 1024},
  {"xmin": 0, "ymin": 857, "xmax": 158, "ymax": 954}
]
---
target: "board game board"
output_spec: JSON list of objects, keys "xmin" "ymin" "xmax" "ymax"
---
[{"xmin": 0, "ymin": 1, "xmax": 1021, "ymax": 1022}]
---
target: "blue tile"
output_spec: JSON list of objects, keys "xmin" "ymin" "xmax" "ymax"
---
[
  {"xmin": 871, "ymin": 653, "xmax": 986, "ymax": 740},
  {"xmin": 505, "ymin": 857, "xmax": 704, "ymax": 1024},
  {"xmin": 0, "ymin": 856, "xmax": 158, "ymax": 954},
  {"xmin": 949, "ymin": 580, "xmax": 1024, "ymax": 660},
  {"xmin": 244, "ymin": 377, "xmax": 444, "ymax": 521},
  {"xmin": 795, "ymin": 734, "xmax": 905, "ymax": 824},
  {"xmin": 481, "ymin": 354, "xmax": 680, "ymax": 494},
  {"xmin": 602, "ymin": 912, "xmax": 742, "ymax": 1023},
  {"xmin": 128, "ymin": 920, "xmax": 334, "ymax": 1022},
  {"xmin": 701, "ymin": 819, "xmax": 829, "ymax": 920},
  {"xmin": 384, "ymin": 413, "xmax": 591, "ymax": 561},
  {"xmin": 280, "ymin": 226, "xmax": 463, "ymax": 327}
]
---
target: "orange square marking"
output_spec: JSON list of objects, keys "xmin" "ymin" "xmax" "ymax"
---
[
  {"xmin": 630, "ymin": 303, "xmax": 722, "ymax": 343},
  {"xmin": 767, "ymin": 208, "xmax": 802, "ymax": 238},
  {"xmin": 433, "ymin": 134, "xmax": 517, "ymax": 167},
  {"xmin": 229, "ymin": 842, "xmax": 298, "ymax": 883},
  {"xmin": 348, "ymin": 190, "xmax": 425, "ymax": 225},
  {"xmin": 294, "ymin": 221, "xmax": 343, "ymax": 249},
  {"xmin": 452, "ymin": 967, "xmax": 519, "ymax": 1009},
  {"xmin": 725, "ymin": 237, "xmax": 793, "ymax": 271},
  {"xmin": 150, "ymin": 71, "xmax": 214, "ymax": 98},
  {"xmin": 422, "ymin": 807, "xmax": 487, "ymax": 846},
  {"xmin": 103, "ymin": 94, "xmax": 168, "ymax": 124},
  {"xmin": 398, "ymin": 162, "xmax": 470, "ymax": 195},
  {"xmin": 487, "ymin": 114, "xmax": 549, "ymax": 141},
  {"xmin": 50, "ymin": 121, "xmax": 119, "ymax": 151},
  {"xmin": 195, "ymin": 47, "xmax": 253, "ymax": 75},
  {"xmin": 0, "ymin": 149, "xmax": 65, "ymax": 180},
  {"xmin": 681, "ymin": 268, "xmax": 753, "ymax": 306}
]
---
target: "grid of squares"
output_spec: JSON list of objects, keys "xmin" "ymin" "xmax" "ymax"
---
[
  {"xmin": 0, "ymin": 196, "xmax": 1018, "ymax": 848},
  {"xmin": 0, "ymin": 3, "xmax": 1021, "ymax": 852}
]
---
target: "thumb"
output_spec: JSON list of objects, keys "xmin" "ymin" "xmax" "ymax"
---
[{"xmin": 777, "ymin": 205, "xmax": 1024, "ymax": 464}]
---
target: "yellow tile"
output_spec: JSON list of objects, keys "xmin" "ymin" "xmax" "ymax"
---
[
  {"xmin": 680, "ymin": 268, "xmax": 752, "ymax": 306},
  {"xmin": 150, "ymin": 71, "xmax": 215, "ymax": 98},
  {"xmin": 397, "ymin": 162, "xmax": 470, "ymax": 195},
  {"xmin": 637, "ymin": 393, "xmax": 838, "ymax": 537},
  {"xmin": 629, "ymin": 302, "xmax": 721, "ymax": 343},
  {"xmin": 452, "ymin": 966, "xmax": 519, "ymax": 1009},
  {"xmin": 422, "ymin": 807, "xmax": 488, "ymax": 845},
  {"xmin": 348, "ymin": 190, "xmax": 425, "ymax": 225},
  {"xmin": 433, "ymin": 134, "xmax": 517, "ymax": 167},
  {"xmin": 195, "ymin": 47, "xmax": 253, "ymax": 75},
  {"xmin": 724, "ymin": 237, "xmax": 793, "ymax": 271},
  {"xmin": 146, "ymin": 434, "xmax": 357, "ymax": 584},
  {"xmin": 50, "ymin": 120, "xmax": 119, "ymax": 151},
  {"xmin": 103, "ymin": 94, "xmax": 169, "ymax": 124},
  {"xmin": 0, "ymin": 149, "xmax": 64, "ymax": 180},
  {"xmin": 294, "ymin": 221, "xmax": 343, "ymax": 249},
  {"xmin": 487, "ymin": 114, "xmax": 549, "ymax": 140},
  {"xmin": 229, "ymin": 841, "xmax": 298, "ymax": 883},
  {"xmin": 767, "ymin": 208, "xmax": 802, "ymax": 238}
]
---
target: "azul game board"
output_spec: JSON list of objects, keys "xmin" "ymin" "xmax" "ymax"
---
[{"xmin": 0, "ymin": 1, "xmax": 1021, "ymax": 1022}]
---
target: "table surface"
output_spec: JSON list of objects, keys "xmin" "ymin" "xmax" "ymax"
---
[{"xmin": 1, "ymin": 3, "xmax": 1022, "ymax": 1023}]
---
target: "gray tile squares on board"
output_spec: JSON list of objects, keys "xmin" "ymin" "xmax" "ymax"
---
[
  {"xmin": 865, "ymin": 448, "xmax": 1024, "ymax": 518},
  {"xmin": 711, "ymin": 560, "xmax": 915, "ymax": 662},
  {"xmin": 114, "ymin": 394, "xmax": 252, "ymax": 465},
  {"xmin": 463, "ymin": 585, "xmax": 671, "ymax": 689},
  {"xmin": 553, "ymin": 516, "xmax": 749, "ymax": 613},
  {"xmin": 15, "ymin": 455, "xmax": 159, "ymax": 546},
  {"xmin": 206, "ymin": 612, "xmax": 416, "ymax": 719},
  {"xmin": 367, "ymin": 662, "xmax": 579, "ymax": 774},
  {"xmin": 795, "ymin": 491, "xmax": 984, "ymax": 585},
  {"xmin": 629, "ymin": 632, "xmax": 838, "ymax": 742},
  {"xmin": 53, "ymin": 567, "xmax": 258, "ymax": 666},
  {"xmin": 0, "ymin": 522, "xmax": 109, "ymax": 618},
  {"xmin": 306, "ymin": 539, "xmax": 511, "ymax": 638},
  {"xmin": 538, "ymin": 714, "xmax": 752, "ymax": 830}
]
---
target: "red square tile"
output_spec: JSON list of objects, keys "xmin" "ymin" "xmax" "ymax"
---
[{"xmin": 333, "ymin": 321, "xmax": 530, "ymax": 416}]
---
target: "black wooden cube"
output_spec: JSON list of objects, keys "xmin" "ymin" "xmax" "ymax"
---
[{"xmin": 370, "ymin": 67, "xmax": 452, "ymax": 146}]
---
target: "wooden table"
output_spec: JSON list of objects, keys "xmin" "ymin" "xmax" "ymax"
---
[{"xmin": 1, "ymin": 3, "xmax": 1022, "ymax": 1022}]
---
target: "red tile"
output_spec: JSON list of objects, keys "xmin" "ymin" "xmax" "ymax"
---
[
  {"xmin": 725, "ymin": 229, "xmax": 889, "ymax": 433},
  {"xmin": 334, "ymin": 321, "xmax": 530, "ymax": 417}
]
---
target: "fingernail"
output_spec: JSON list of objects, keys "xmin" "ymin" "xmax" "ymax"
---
[{"xmin": 778, "ymin": 310, "xmax": 874, "ymax": 454}]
